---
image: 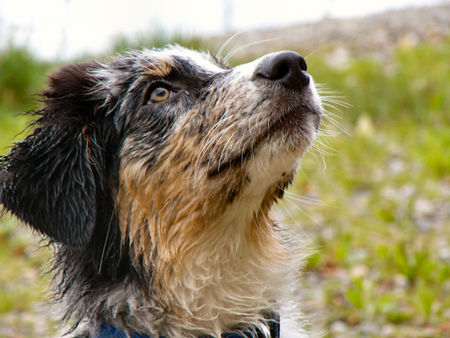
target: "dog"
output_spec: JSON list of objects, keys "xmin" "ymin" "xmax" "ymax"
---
[{"xmin": 0, "ymin": 46, "xmax": 322, "ymax": 337}]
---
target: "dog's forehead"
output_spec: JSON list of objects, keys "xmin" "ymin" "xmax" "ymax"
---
[
  {"xmin": 147, "ymin": 47, "xmax": 225, "ymax": 74},
  {"xmin": 92, "ymin": 47, "xmax": 227, "ymax": 98}
]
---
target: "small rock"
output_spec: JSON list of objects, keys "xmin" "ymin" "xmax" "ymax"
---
[
  {"xmin": 330, "ymin": 320, "xmax": 348, "ymax": 333},
  {"xmin": 387, "ymin": 157, "xmax": 404, "ymax": 175},
  {"xmin": 414, "ymin": 198, "xmax": 434, "ymax": 217},
  {"xmin": 439, "ymin": 247, "xmax": 450, "ymax": 262},
  {"xmin": 394, "ymin": 274, "xmax": 408, "ymax": 289},
  {"xmin": 360, "ymin": 321, "xmax": 380, "ymax": 335},
  {"xmin": 355, "ymin": 113, "xmax": 375, "ymax": 138},
  {"xmin": 325, "ymin": 47, "xmax": 350, "ymax": 70},
  {"xmin": 350, "ymin": 264, "xmax": 368, "ymax": 278},
  {"xmin": 381, "ymin": 324, "xmax": 395, "ymax": 336}
]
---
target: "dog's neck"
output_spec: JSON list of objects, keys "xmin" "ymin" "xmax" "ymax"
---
[
  {"xmin": 114, "ymin": 131, "xmax": 300, "ymax": 336},
  {"xmin": 117, "ymin": 170, "xmax": 291, "ymax": 335}
]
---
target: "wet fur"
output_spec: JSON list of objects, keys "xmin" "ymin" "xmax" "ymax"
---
[{"xmin": 0, "ymin": 47, "xmax": 321, "ymax": 337}]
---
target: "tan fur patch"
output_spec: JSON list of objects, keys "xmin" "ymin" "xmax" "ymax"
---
[{"xmin": 143, "ymin": 58, "xmax": 173, "ymax": 78}]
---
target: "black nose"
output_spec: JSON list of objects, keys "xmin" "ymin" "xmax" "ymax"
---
[{"xmin": 254, "ymin": 51, "xmax": 310, "ymax": 90}]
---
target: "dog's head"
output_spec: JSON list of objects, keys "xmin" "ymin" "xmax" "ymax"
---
[{"xmin": 0, "ymin": 46, "xmax": 321, "ymax": 272}]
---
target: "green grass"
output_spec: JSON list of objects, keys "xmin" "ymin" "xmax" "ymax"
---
[
  {"xmin": 0, "ymin": 46, "xmax": 57, "ymax": 337},
  {"xmin": 0, "ymin": 45, "xmax": 52, "ymax": 110},
  {"xmin": 285, "ymin": 40, "xmax": 450, "ymax": 336},
  {"xmin": 0, "ymin": 217, "xmax": 56, "ymax": 337},
  {"xmin": 292, "ymin": 122, "xmax": 449, "ymax": 336},
  {"xmin": 0, "ymin": 40, "xmax": 449, "ymax": 337}
]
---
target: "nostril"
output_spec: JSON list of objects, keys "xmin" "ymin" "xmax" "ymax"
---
[
  {"xmin": 298, "ymin": 56, "xmax": 307, "ymax": 72},
  {"xmin": 254, "ymin": 51, "xmax": 310, "ymax": 90},
  {"xmin": 270, "ymin": 61, "xmax": 290, "ymax": 81}
]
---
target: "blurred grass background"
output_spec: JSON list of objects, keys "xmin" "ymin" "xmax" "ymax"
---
[{"xmin": 0, "ymin": 26, "xmax": 449, "ymax": 338}]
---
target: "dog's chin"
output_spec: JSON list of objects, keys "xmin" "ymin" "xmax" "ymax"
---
[
  {"xmin": 273, "ymin": 106, "xmax": 317, "ymax": 133},
  {"xmin": 264, "ymin": 103, "xmax": 319, "ymax": 156},
  {"xmin": 245, "ymin": 115, "xmax": 318, "ymax": 193}
]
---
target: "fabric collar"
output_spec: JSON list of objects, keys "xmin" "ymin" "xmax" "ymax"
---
[{"xmin": 96, "ymin": 314, "xmax": 280, "ymax": 338}]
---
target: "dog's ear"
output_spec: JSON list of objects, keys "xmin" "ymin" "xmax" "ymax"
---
[{"xmin": 0, "ymin": 63, "xmax": 110, "ymax": 249}]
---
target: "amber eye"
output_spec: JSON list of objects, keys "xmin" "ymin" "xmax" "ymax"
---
[{"xmin": 150, "ymin": 86, "xmax": 170, "ymax": 102}]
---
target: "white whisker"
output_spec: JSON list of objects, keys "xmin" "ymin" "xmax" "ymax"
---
[
  {"xmin": 216, "ymin": 31, "xmax": 246, "ymax": 60},
  {"xmin": 223, "ymin": 36, "xmax": 290, "ymax": 62}
]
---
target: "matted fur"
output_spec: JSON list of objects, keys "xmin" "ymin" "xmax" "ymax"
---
[{"xmin": 0, "ymin": 46, "xmax": 322, "ymax": 337}]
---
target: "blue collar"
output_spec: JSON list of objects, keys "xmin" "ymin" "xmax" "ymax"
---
[
  {"xmin": 96, "ymin": 324, "xmax": 148, "ymax": 338},
  {"xmin": 96, "ymin": 315, "xmax": 280, "ymax": 337}
]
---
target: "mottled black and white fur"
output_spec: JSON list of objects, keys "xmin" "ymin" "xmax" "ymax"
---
[{"xmin": 0, "ymin": 46, "xmax": 322, "ymax": 337}]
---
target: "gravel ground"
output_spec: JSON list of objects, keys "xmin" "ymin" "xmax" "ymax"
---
[{"xmin": 209, "ymin": 2, "xmax": 450, "ymax": 60}]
